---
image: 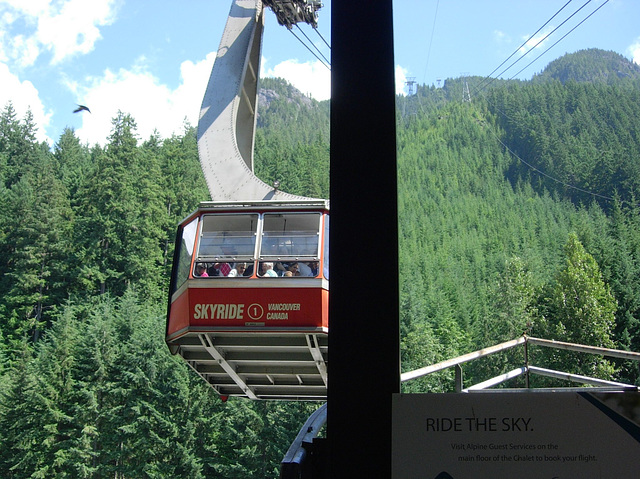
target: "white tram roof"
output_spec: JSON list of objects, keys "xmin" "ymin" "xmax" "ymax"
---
[
  {"xmin": 197, "ymin": 199, "xmax": 330, "ymax": 212},
  {"xmin": 178, "ymin": 199, "xmax": 329, "ymax": 226}
]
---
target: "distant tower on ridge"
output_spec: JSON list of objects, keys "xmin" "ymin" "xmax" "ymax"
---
[
  {"xmin": 405, "ymin": 77, "xmax": 417, "ymax": 96},
  {"xmin": 463, "ymin": 82, "xmax": 472, "ymax": 102},
  {"xmin": 461, "ymin": 73, "xmax": 471, "ymax": 103}
]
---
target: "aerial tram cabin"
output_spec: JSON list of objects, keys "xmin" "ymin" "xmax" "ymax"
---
[
  {"xmin": 166, "ymin": 200, "xmax": 329, "ymax": 400},
  {"xmin": 166, "ymin": 0, "xmax": 328, "ymax": 400}
]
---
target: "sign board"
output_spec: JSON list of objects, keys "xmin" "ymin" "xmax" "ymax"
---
[
  {"xmin": 189, "ymin": 286, "xmax": 327, "ymax": 328},
  {"xmin": 166, "ymin": 283, "xmax": 328, "ymax": 340},
  {"xmin": 393, "ymin": 391, "xmax": 640, "ymax": 478}
]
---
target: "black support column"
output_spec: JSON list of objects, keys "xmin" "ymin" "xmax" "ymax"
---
[{"xmin": 328, "ymin": 1, "xmax": 400, "ymax": 477}]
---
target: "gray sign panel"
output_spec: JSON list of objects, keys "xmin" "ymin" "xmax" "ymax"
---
[{"xmin": 393, "ymin": 392, "xmax": 640, "ymax": 478}]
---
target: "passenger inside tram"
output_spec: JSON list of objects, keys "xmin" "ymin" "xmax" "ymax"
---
[
  {"xmin": 190, "ymin": 212, "xmax": 325, "ymax": 280},
  {"xmin": 228, "ymin": 262, "xmax": 247, "ymax": 277},
  {"xmin": 260, "ymin": 262, "xmax": 278, "ymax": 277},
  {"xmin": 194, "ymin": 263, "xmax": 209, "ymax": 277},
  {"xmin": 286, "ymin": 262, "xmax": 300, "ymax": 276},
  {"xmin": 298, "ymin": 262, "xmax": 314, "ymax": 276},
  {"xmin": 193, "ymin": 260, "xmax": 321, "ymax": 279},
  {"xmin": 211, "ymin": 262, "xmax": 231, "ymax": 276},
  {"xmin": 244, "ymin": 263, "xmax": 254, "ymax": 276}
]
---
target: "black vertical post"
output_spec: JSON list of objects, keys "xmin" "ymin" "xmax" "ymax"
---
[{"xmin": 328, "ymin": 1, "xmax": 400, "ymax": 477}]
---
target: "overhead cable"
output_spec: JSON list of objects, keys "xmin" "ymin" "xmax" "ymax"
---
[
  {"xmin": 288, "ymin": 27, "xmax": 331, "ymax": 70},
  {"xmin": 421, "ymin": 0, "xmax": 440, "ymax": 85},
  {"xmin": 313, "ymin": 26, "xmax": 331, "ymax": 50},
  {"xmin": 472, "ymin": 0, "xmax": 613, "ymax": 202},
  {"xmin": 474, "ymin": 0, "xmax": 574, "ymax": 94},
  {"xmin": 481, "ymin": 0, "xmax": 594, "ymax": 92},
  {"xmin": 295, "ymin": 23, "xmax": 331, "ymax": 66},
  {"xmin": 484, "ymin": 120, "xmax": 614, "ymax": 202},
  {"xmin": 508, "ymin": 0, "xmax": 610, "ymax": 80}
]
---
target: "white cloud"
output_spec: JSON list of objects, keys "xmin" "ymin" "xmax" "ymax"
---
[
  {"xmin": 38, "ymin": 0, "xmax": 118, "ymax": 64},
  {"xmin": 520, "ymin": 29, "xmax": 552, "ymax": 55},
  {"xmin": 262, "ymin": 58, "xmax": 330, "ymax": 101},
  {"xmin": 1, "ymin": 0, "xmax": 49, "ymax": 18},
  {"xmin": 395, "ymin": 65, "xmax": 410, "ymax": 96},
  {"xmin": 629, "ymin": 37, "xmax": 640, "ymax": 65},
  {"xmin": 0, "ymin": 0, "xmax": 118, "ymax": 66},
  {"xmin": 73, "ymin": 52, "xmax": 216, "ymax": 146},
  {"xmin": 8, "ymin": 34, "xmax": 40, "ymax": 67},
  {"xmin": 0, "ymin": 61, "xmax": 52, "ymax": 143},
  {"xmin": 173, "ymin": 52, "xmax": 217, "ymax": 122},
  {"xmin": 71, "ymin": 52, "xmax": 415, "ymax": 146},
  {"xmin": 73, "ymin": 51, "xmax": 337, "ymax": 146},
  {"xmin": 493, "ymin": 30, "xmax": 510, "ymax": 44}
]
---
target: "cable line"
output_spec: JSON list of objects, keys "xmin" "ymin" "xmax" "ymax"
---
[
  {"xmin": 281, "ymin": 23, "xmax": 331, "ymax": 70},
  {"xmin": 313, "ymin": 26, "xmax": 330, "ymax": 50},
  {"xmin": 482, "ymin": 114, "xmax": 613, "ymax": 202},
  {"xmin": 421, "ymin": 0, "xmax": 440, "ymax": 85},
  {"xmin": 289, "ymin": 27, "xmax": 330, "ymax": 70},
  {"xmin": 509, "ymin": 0, "xmax": 610, "ymax": 80},
  {"xmin": 295, "ymin": 23, "xmax": 330, "ymax": 66},
  {"xmin": 474, "ymin": 0, "xmax": 574, "ymax": 94},
  {"xmin": 491, "ymin": 0, "xmax": 593, "ymax": 83},
  {"xmin": 458, "ymin": 0, "xmax": 613, "ymax": 202},
  {"xmin": 476, "ymin": 93, "xmax": 615, "ymax": 202}
]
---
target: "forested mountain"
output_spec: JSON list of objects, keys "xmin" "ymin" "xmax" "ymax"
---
[
  {"xmin": 255, "ymin": 77, "xmax": 330, "ymax": 198},
  {"xmin": 1, "ymin": 48, "xmax": 640, "ymax": 476},
  {"xmin": 533, "ymin": 48, "xmax": 640, "ymax": 85}
]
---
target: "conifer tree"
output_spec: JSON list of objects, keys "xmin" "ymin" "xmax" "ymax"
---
[
  {"xmin": 104, "ymin": 290, "xmax": 203, "ymax": 477},
  {"xmin": 535, "ymin": 233, "xmax": 617, "ymax": 380},
  {"xmin": 0, "ymin": 103, "xmax": 41, "ymax": 188},
  {"xmin": 53, "ymin": 127, "xmax": 93, "ymax": 198},
  {"xmin": 70, "ymin": 296, "xmax": 118, "ymax": 477},
  {"xmin": 27, "ymin": 305, "xmax": 93, "ymax": 478},
  {"xmin": 0, "ymin": 343, "xmax": 51, "ymax": 477},
  {"xmin": 74, "ymin": 112, "xmax": 165, "ymax": 298},
  {"xmin": 0, "ymin": 158, "xmax": 74, "ymax": 344},
  {"xmin": 470, "ymin": 256, "xmax": 539, "ymax": 387}
]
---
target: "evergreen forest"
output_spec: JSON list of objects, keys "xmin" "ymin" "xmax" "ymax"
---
[{"xmin": 1, "ymin": 49, "xmax": 640, "ymax": 477}]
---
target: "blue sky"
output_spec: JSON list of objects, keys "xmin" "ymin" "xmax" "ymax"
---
[{"xmin": 1, "ymin": 0, "xmax": 638, "ymax": 147}]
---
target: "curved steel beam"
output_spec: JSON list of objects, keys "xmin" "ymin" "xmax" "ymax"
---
[{"xmin": 198, "ymin": 0, "xmax": 314, "ymax": 202}]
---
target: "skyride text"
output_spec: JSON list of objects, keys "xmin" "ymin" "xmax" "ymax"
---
[
  {"xmin": 193, "ymin": 303, "xmax": 301, "ymax": 320},
  {"xmin": 194, "ymin": 303, "xmax": 245, "ymax": 320}
]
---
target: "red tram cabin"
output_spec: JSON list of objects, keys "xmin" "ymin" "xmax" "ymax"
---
[{"xmin": 166, "ymin": 200, "xmax": 329, "ymax": 400}]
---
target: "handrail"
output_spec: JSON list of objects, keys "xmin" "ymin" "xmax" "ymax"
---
[
  {"xmin": 464, "ymin": 367, "xmax": 527, "ymax": 391},
  {"xmin": 400, "ymin": 337, "xmax": 525, "ymax": 382},
  {"xmin": 401, "ymin": 335, "xmax": 640, "ymax": 392},
  {"xmin": 527, "ymin": 365, "xmax": 637, "ymax": 388},
  {"xmin": 280, "ymin": 403, "xmax": 327, "ymax": 479},
  {"xmin": 526, "ymin": 336, "xmax": 640, "ymax": 361}
]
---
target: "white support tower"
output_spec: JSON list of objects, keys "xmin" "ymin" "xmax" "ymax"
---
[
  {"xmin": 405, "ymin": 77, "xmax": 416, "ymax": 96},
  {"xmin": 462, "ymin": 80, "xmax": 471, "ymax": 102}
]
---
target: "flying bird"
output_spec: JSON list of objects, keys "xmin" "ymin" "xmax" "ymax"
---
[{"xmin": 73, "ymin": 104, "xmax": 91, "ymax": 114}]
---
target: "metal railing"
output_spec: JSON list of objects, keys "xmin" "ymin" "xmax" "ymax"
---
[
  {"xmin": 401, "ymin": 335, "xmax": 640, "ymax": 392},
  {"xmin": 280, "ymin": 336, "xmax": 640, "ymax": 478},
  {"xmin": 280, "ymin": 403, "xmax": 327, "ymax": 479}
]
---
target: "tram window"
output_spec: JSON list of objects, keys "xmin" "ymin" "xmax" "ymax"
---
[
  {"xmin": 260, "ymin": 213, "xmax": 321, "ymax": 259},
  {"xmin": 198, "ymin": 214, "xmax": 258, "ymax": 259},
  {"xmin": 172, "ymin": 217, "xmax": 198, "ymax": 293}
]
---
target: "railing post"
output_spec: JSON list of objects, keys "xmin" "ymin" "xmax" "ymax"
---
[
  {"xmin": 455, "ymin": 364, "xmax": 464, "ymax": 392},
  {"xmin": 524, "ymin": 335, "xmax": 530, "ymax": 388}
]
